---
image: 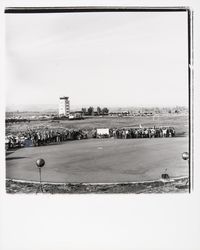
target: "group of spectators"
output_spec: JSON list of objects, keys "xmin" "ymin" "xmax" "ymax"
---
[
  {"xmin": 94, "ymin": 127, "xmax": 175, "ymax": 139},
  {"xmin": 5, "ymin": 128, "xmax": 88, "ymax": 150},
  {"xmin": 5, "ymin": 126, "xmax": 175, "ymax": 150}
]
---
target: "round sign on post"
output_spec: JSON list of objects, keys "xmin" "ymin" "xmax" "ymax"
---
[
  {"xmin": 36, "ymin": 158, "xmax": 45, "ymax": 168},
  {"xmin": 36, "ymin": 158, "xmax": 45, "ymax": 194},
  {"xmin": 182, "ymin": 152, "xmax": 189, "ymax": 161},
  {"xmin": 181, "ymin": 152, "xmax": 190, "ymax": 192}
]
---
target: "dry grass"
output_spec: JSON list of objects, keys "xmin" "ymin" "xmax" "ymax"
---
[{"xmin": 6, "ymin": 177, "xmax": 189, "ymax": 194}]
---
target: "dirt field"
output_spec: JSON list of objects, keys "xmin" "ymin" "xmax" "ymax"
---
[
  {"xmin": 6, "ymin": 114, "xmax": 188, "ymax": 137},
  {"xmin": 6, "ymin": 137, "xmax": 188, "ymax": 183}
]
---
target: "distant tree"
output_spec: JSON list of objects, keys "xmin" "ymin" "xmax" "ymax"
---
[
  {"xmin": 102, "ymin": 107, "xmax": 109, "ymax": 115},
  {"xmin": 88, "ymin": 106, "xmax": 94, "ymax": 116},
  {"xmin": 81, "ymin": 108, "xmax": 87, "ymax": 115},
  {"xmin": 97, "ymin": 106, "xmax": 101, "ymax": 115},
  {"xmin": 154, "ymin": 108, "xmax": 160, "ymax": 114}
]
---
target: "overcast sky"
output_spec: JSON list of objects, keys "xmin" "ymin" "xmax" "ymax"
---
[{"xmin": 6, "ymin": 11, "xmax": 188, "ymax": 109}]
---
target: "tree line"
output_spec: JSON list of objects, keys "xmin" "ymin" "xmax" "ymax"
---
[{"xmin": 81, "ymin": 107, "xmax": 109, "ymax": 116}]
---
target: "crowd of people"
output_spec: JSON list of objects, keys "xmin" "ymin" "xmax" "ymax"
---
[
  {"xmin": 5, "ymin": 128, "xmax": 88, "ymax": 150},
  {"xmin": 94, "ymin": 127, "xmax": 175, "ymax": 139},
  {"xmin": 5, "ymin": 126, "xmax": 175, "ymax": 150},
  {"xmin": 108, "ymin": 127, "xmax": 175, "ymax": 139}
]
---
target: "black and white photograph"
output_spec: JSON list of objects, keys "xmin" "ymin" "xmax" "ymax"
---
[
  {"xmin": 5, "ymin": 7, "xmax": 191, "ymax": 194},
  {"xmin": 1, "ymin": 1, "xmax": 200, "ymax": 250}
]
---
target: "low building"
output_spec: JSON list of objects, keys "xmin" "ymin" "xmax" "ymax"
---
[{"xmin": 69, "ymin": 111, "xmax": 83, "ymax": 120}]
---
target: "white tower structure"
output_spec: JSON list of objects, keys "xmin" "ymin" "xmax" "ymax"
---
[{"xmin": 59, "ymin": 96, "xmax": 70, "ymax": 117}]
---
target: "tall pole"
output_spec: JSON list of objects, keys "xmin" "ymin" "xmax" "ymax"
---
[
  {"xmin": 182, "ymin": 152, "xmax": 189, "ymax": 192},
  {"xmin": 39, "ymin": 167, "xmax": 42, "ymax": 184},
  {"xmin": 36, "ymin": 158, "xmax": 45, "ymax": 194}
]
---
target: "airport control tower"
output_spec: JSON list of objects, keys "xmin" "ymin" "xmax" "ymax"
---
[{"xmin": 59, "ymin": 96, "xmax": 70, "ymax": 117}]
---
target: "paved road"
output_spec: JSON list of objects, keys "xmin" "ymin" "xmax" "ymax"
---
[{"xmin": 6, "ymin": 138, "xmax": 188, "ymax": 183}]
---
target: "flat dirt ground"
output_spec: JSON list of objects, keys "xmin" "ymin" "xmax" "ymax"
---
[
  {"xmin": 6, "ymin": 114, "xmax": 188, "ymax": 137},
  {"xmin": 6, "ymin": 137, "xmax": 188, "ymax": 183}
]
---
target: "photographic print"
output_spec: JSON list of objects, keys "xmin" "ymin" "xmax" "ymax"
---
[{"xmin": 5, "ymin": 7, "xmax": 191, "ymax": 194}]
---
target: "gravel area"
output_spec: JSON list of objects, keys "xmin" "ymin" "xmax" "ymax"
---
[{"xmin": 6, "ymin": 177, "xmax": 189, "ymax": 194}]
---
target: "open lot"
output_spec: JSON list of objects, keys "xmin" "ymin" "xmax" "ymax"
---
[
  {"xmin": 6, "ymin": 137, "xmax": 188, "ymax": 183},
  {"xmin": 6, "ymin": 114, "xmax": 188, "ymax": 137}
]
